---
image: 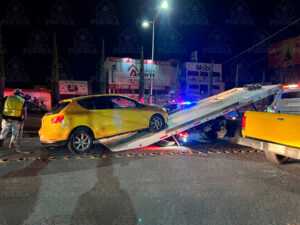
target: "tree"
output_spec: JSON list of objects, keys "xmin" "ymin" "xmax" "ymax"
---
[
  {"xmin": 0, "ymin": 25, "xmax": 5, "ymax": 99},
  {"xmin": 99, "ymin": 39, "xmax": 106, "ymax": 94},
  {"xmin": 51, "ymin": 33, "xmax": 60, "ymax": 106},
  {"xmin": 139, "ymin": 46, "xmax": 145, "ymax": 102}
]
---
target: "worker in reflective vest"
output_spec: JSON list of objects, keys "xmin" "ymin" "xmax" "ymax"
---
[{"xmin": 0, "ymin": 89, "xmax": 27, "ymax": 151}]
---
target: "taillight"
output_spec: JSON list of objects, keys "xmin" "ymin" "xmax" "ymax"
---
[
  {"xmin": 178, "ymin": 132, "xmax": 188, "ymax": 138},
  {"xmin": 51, "ymin": 115, "xmax": 64, "ymax": 124},
  {"xmin": 242, "ymin": 116, "xmax": 246, "ymax": 130}
]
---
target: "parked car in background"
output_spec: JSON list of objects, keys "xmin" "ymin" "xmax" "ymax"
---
[
  {"xmin": 39, "ymin": 95, "xmax": 168, "ymax": 154},
  {"xmin": 269, "ymin": 84, "xmax": 300, "ymax": 114}
]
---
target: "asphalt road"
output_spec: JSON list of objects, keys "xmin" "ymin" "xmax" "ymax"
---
[{"xmin": 0, "ymin": 138, "xmax": 299, "ymax": 225}]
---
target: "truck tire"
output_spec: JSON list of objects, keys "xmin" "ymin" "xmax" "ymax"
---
[{"xmin": 264, "ymin": 151, "xmax": 289, "ymax": 164}]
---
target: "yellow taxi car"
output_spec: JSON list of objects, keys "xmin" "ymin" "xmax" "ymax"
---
[{"xmin": 39, "ymin": 95, "xmax": 168, "ymax": 153}]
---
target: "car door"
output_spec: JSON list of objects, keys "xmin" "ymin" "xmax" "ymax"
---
[
  {"xmin": 107, "ymin": 96, "xmax": 148, "ymax": 133},
  {"xmin": 77, "ymin": 97, "xmax": 120, "ymax": 138}
]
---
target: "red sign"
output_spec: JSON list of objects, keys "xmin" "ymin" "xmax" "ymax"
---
[{"xmin": 268, "ymin": 36, "xmax": 300, "ymax": 68}]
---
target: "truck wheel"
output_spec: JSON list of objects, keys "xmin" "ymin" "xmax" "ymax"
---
[{"xmin": 264, "ymin": 151, "xmax": 289, "ymax": 164}]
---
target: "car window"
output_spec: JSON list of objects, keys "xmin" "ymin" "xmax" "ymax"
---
[
  {"xmin": 52, "ymin": 102, "xmax": 70, "ymax": 114},
  {"xmin": 77, "ymin": 97, "xmax": 108, "ymax": 110},
  {"xmin": 109, "ymin": 97, "xmax": 137, "ymax": 109},
  {"xmin": 281, "ymin": 91, "xmax": 300, "ymax": 99}
]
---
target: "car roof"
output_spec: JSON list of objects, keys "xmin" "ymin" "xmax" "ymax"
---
[{"xmin": 60, "ymin": 94, "xmax": 138, "ymax": 103}]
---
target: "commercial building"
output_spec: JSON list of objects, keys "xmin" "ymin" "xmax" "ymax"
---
[
  {"xmin": 105, "ymin": 57, "xmax": 179, "ymax": 104},
  {"xmin": 184, "ymin": 62, "xmax": 225, "ymax": 101},
  {"xmin": 105, "ymin": 57, "xmax": 225, "ymax": 104}
]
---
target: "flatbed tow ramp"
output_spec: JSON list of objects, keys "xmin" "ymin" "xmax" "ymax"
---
[{"xmin": 99, "ymin": 85, "xmax": 282, "ymax": 152}]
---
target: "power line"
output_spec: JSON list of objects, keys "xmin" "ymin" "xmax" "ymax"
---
[{"xmin": 222, "ymin": 18, "xmax": 300, "ymax": 65}]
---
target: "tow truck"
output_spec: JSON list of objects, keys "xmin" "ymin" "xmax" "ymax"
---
[
  {"xmin": 99, "ymin": 84, "xmax": 282, "ymax": 152},
  {"xmin": 234, "ymin": 84, "xmax": 300, "ymax": 164}
]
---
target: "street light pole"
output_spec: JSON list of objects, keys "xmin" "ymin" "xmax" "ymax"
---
[
  {"xmin": 142, "ymin": 1, "xmax": 169, "ymax": 104},
  {"xmin": 150, "ymin": 21, "xmax": 155, "ymax": 104}
]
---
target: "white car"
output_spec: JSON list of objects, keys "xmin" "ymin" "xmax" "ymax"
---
[{"xmin": 270, "ymin": 84, "xmax": 300, "ymax": 114}]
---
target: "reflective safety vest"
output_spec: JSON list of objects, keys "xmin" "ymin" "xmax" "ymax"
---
[{"xmin": 3, "ymin": 95, "xmax": 25, "ymax": 118}]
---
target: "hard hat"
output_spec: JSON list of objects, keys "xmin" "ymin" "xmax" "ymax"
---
[{"xmin": 13, "ymin": 89, "xmax": 23, "ymax": 96}]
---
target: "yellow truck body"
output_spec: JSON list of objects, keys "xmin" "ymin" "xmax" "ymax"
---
[{"xmin": 242, "ymin": 111, "xmax": 300, "ymax": 148}]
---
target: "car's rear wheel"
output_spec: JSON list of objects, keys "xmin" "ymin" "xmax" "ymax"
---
[
  {"xmin": 264, "ymin": 151, "xmax": 289, "ymax": 164},
  {"xmin": 149, "ymin": 114, "xmax": 165, "ymax": 132},
  {"xmin": 68, "ymin": 128, "xmax": 94, "ymax": 154}
]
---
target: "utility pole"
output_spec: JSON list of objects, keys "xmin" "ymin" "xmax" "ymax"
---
[
  {"xmin": 0, "ymin": 25, "xmax": 5, "ymax": 99},
  {"xmin": 262, "ymin": 70, "xmax": 266, "ymax": 85},
  {"xmin": 51, "ymin": 33, "xmax": 59, "ymax": 106},
  {"xmin": 139, "ymin": 45, "xmax": 145, "ymax": 103},
  {"xmin": 100, "ymin": 39, "xmax": 106, "ymax": 94},
  {"xmin": 208, "ymin": 60, "xmax": 214, "ymax": 96},
  {"xmin": 235, "ymin": 64, "xmax": 239, "ymax": 88}
]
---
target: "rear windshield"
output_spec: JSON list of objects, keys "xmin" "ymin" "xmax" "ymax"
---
[
  {"xmin": 52, "ymin": 102, "xmax": 70, "ymax": 114},
  {"xmin": 281, "ymin": 91, "xmax": 300, "ymax": 99}
]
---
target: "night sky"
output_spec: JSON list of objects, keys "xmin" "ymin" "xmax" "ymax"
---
[{"xmin": 0, "ymin": 0, "xmax": 299, "ymax": 90}]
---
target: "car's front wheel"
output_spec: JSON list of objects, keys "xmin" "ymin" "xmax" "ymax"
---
[
  {"xmin": 68, "ymin": 128, "xmax": 94, "ymax": 154},
  {"xmin": 149, "ymin": 114, "xmax": 165, "ymax": 132}
]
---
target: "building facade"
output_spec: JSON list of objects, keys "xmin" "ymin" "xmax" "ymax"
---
[
  {"xmin": 105, "ymin": 57, "xmax": 225, "ymax": 104},
  {"xmin": 105, "ymin": 57, "xmax": 179, "ymax": 104},
  {"xmin": 184, "ymin": 62, "xmax": 225, "ymax": 101}
]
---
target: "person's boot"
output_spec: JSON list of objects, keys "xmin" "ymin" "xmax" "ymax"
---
[
  {"xmin": 9, "ymin": 141, "xmax": 14, "ymax": 149},
  {"xmin": 0, "ymin": 139, "xmax": 4, "ymax": 147}
]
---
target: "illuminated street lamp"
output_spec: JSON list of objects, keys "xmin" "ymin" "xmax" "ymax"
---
[{"xmin": 142, "ymin": 1, "xmax": 169, "ymax": 104}]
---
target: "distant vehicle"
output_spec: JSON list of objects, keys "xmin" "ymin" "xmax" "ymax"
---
[
  {"xmin": 269, "ymin": 84, "xmax": 300, "ymax": 114},
  {"xmin": 39, "ymin": 95, "xmax": 168, "ymax": 154},
  {"xmin": 0, "ymin": 101, "xmax": 48, "ymax": 132}
]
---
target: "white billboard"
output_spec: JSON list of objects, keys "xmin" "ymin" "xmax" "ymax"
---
[{"xmin": 59, "ymin": 80, "xmax": 88, "ymax": 95}]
